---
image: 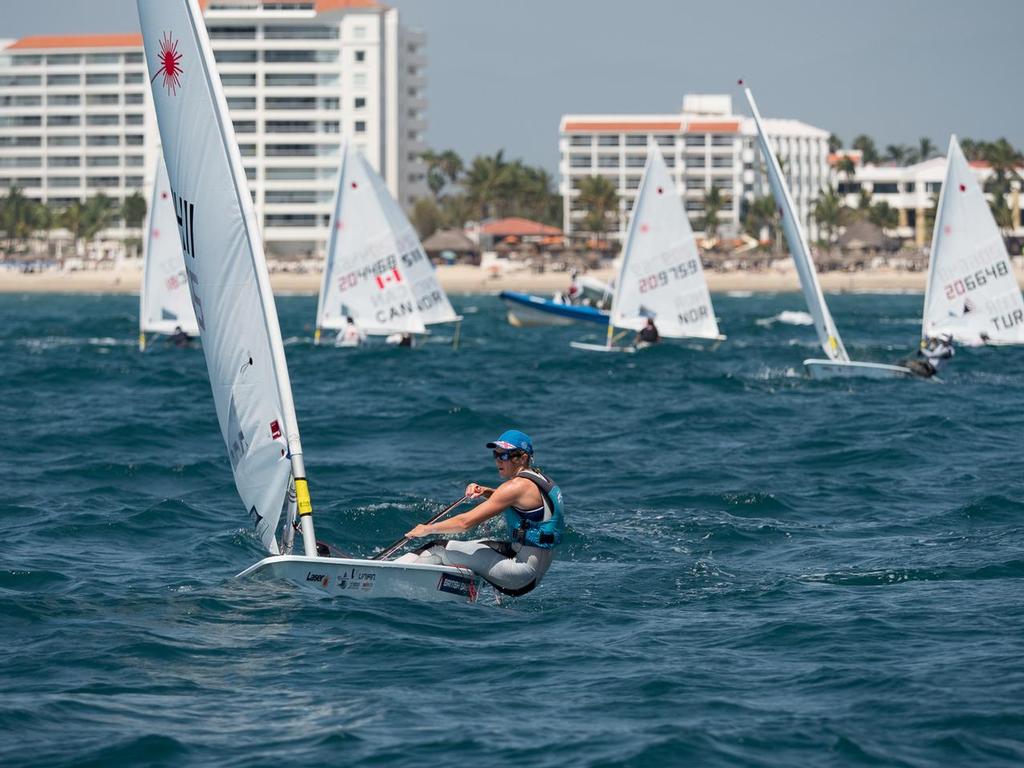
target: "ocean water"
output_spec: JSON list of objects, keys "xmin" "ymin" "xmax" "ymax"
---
[{"xmin": 1, "ymin": 291, "xmax": 1023, "ymax": 767}]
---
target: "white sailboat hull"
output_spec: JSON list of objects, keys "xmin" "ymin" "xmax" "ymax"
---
[
  {"xmin": 569, "ymin": 341, "xmax": 637, "ymax": 353},
  {"xmin": 804, "ymin": 359, "xmax": 914, "ymax": 380},
  {"xmin": 237, "ymin": 555, "xmax": 482, "ymax": 604}
]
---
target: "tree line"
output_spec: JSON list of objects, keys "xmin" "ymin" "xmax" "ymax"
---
[{"xmin": 0, "ymin": 187, "xmax": 147, "ymax": 257}]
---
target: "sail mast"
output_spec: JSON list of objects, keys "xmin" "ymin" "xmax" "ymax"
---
[{"xmin": 743, "ymin": 85, "xmax": 848, "ymax": 362}]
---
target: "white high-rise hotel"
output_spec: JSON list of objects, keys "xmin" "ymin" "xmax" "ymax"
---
[
  {"xmin": 0, "ymin": 0, "xmax": 427, "ymax": 257},
  {"xmin": 561, "ymin": 95, "xmax": 831, "ymax": 242}
]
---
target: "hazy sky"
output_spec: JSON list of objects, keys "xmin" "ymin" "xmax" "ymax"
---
[{"xmin": 2, "ymin": 0, "xmax": 1022, "ymax": 172}]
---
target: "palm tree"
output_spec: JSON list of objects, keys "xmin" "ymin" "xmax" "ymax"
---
[
  {"xmin": 576, "ymin": 175, "xmax": 618, "ymax": 238},
  {"xmin": 463, "ymin": 150, "xmax": 508, "ymax": 220},
  {"xmin": 0, "ymin": 186, "xmax": 34, "ymax": 251},
  {"xmin": 982, "ymin": 137, "xmax": 1023, "ymax": 197},
  {"xmin": 828, "ymin": 133, "xmax": 843, "ymax": 153},
  {"xmin": 410, "ymin": 196, "xmax": 444, "ymax": 239},
  {"xmin": 82, "ymin": 194, "xmax": 117, "ymax": 246},
  {"xmin": 58, "ymin": 201, "xmax": 86, "ymax": 257},
  {"xmin": 917, "ymin": 137, "xmax": 936, "ymax": 163},
  {"xmin": 742, "ymin": 195, "xmax": 779, "ymax": 246},
  {"xmin": 884, "ymin": 144, "xmax": 911, "ymax": 165},
  {"xmin": 868, "ymin": 201, "xmax": 898, "ymax": 230},
  {"xmin": 701, "ymin": 187, "xmax": 727, "ymax": 241},
  {"xmin": 437, "ymin": 149, "xmax": 463, "ymax": 188},
  {"xmin": 812, "ymin": 185, "xmax": 846, "ymax": 244},
  {"xmin": 852, "ymin": 135, "xmax": 880, "ymax": 165}
]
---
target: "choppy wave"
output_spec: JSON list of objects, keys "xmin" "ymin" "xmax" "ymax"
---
[{"xmin": 2, "ymin": 291, "xmax": 1023, "ymax": 767}]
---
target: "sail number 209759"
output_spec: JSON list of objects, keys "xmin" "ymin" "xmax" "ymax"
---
[{"xmin": 638, "ymin": 259, "xmax": 700, "ymax": 294}]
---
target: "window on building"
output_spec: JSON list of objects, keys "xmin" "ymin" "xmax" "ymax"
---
[
  {"xmin": 597, "ymin": 135, "xmax": 620, "ymax": 147},
  {"xmin": 86, "ymin": 94, "xmax": 120, "ymax": 106},
  {"xmin": 265, "ymin": 96, "xmax": 316, "ymax": 110},
  {"xmin": 85, "ymin": 73, "xmax": 119, "ymax": 85},
  {"xmin": 685, "ymin": 135, "xmax": 706, "ymax": 147},
  {"xmin": 265, "ymin": 25, "xmax": 339, "ymax": 40},
  {"xmin": 125, "ymin": 155, "xmax": 144, "ymax": 166},
  {"xmin": 662, "ymin": 154, "xmax": 675, "ymax": 167},
  {"xmin": 266, "ymin": 167, "xmax": 316, "ymax": 180},
  {"xmin": 239, "ymin": 144, "xmax": 257, "ymax": 157},
  {"xmin": 85, "ymin": 53, "xmax": 120, "ymax": 64},
  {"xmin": 86, "ymin": 176, "xmax": 120, "ymax": 188},
  {"xmin": 86, "ymin": 156, "xmax": 120, "ymax": 167},
  {"xmin": 125, "ymin": 135, "xmax": 144, "ymax": 146},
  {"xmin": 48, "ymin": 136, "xmax": 80, "ymax": 146},
  {"xmin": 686, "ymin": 201, "xmax": 704, "ymax": 212},
  {"xmin": 266, "ymin": 120, "xmax": 315, "ymax": 133},
  {"xmin": 323, "ymin": 121, "xmax": 340, "ymax": 133},
  {"xmin": 355, "ymin": 50, "xmax": 366, "ymax": 62},
  {"xmin": 87, "ymin": 135, "xmax": 120, "ymax": 146},
  {"xmin": 265, "ymin": 214, "xmax": 316, "ymax": 227},
  {"xmin": 46, "ymin": 54, "xmax": 80, "ymax": 65},
  {"xmin": 125, "ymin": 114, "xmax": 144, "ymax": 126},
  {"xmin": 223, "ymin": 73, "xmax": 257, "ymax": 87},
  {"xmin": 0, "ymin": 136, "xmax": 41, "ymax": 147},
  {"xmin": 598, "ymin": 155, "xmax": 619, "ymax": 168},
  {"xmin": 711, "ymin": 134, "xmax": 733, "ymax": 147},
  {"xmin": 11, "ymin": 54, "xmax": 42, "ymax": 66},
  {"xmin": 45, "ymin": 115, "xmax": 77, "ymax": 127},
  {"xmin": 569, "ymin": 135, "xmax": 591, "ymax": 147},
  {"xmin": 125, "ymin": 176, "xmax": 143, "ymax": 188},
  {"xmin": 49, "ymin": 177, "xmax": 81, "ymax": 188},
  {"xmin": 227, "ymin": 97, "xmax": 257, "ymax": 111},
  {"xmin": 47, "ymin": 94, "xmax": 80, "ymax": 106},
  {"xmin": 689, "ymin": 156, "xmax": 706, "ymax": 168},
  {"xmin": 625, "ymin": 155, "xmax": 646, "ymax": 168},
  {"xmin": 86, "ymin": 115, "xmax": 120, "ymax": 126},
  {"xmin": 46, "ymin": 74, "xmax": 79, "ymax": 86},
  {"xmin": 625, "ymin": 135, "xmax": 647, "ymax": 147},
  {"xmin": 214, "ymin": 50, "xmax": 258, "ymax": 64},
  {"xmin": 0, "ymin": 94, "xmax": 41, "ymax": 107},
  {"xmin": 354, "ymin": 97, "xmax": 366, "ymax": 109},
  {"xmin": 265, "ymin": 50, "xmax": 321, "ymax": 63},
  {"xmin": 872, "ymin": 182, "xmax": 898, "ymax": 194},
  {"xmin": 124, "ymin": 93, "xmax": 144, "ymax": 105},
  {"xmin": 124, "ymin": 52, "xmax": 143, "ymax": 64},
  {"xmin": 265, "ymin": 73, "xmax": 316, "ymax": 87},
  {"xmin": 904, "ymin": 182, "xmax": 916, "ymax": 192},
  {"xmin": 233, "ymin": 120, "xmax": 257, "ymax": 134},
  {"xmin": 711, "ymin": 157, "xmax": 732, "ymax": 168},
  {"xmin": 321, "ymin": 97, "xmax": 340, "ymax": 110},
  {"xmin": 0, "ymin": 157, "xmax": 41, "ymax": 168},
  {"xmin": 569, "ymin": 154, "xmax": 590, "ymax": 168},
  {"xmin": 355, "ymin": 120, "xmax": 367, "ymax": 133},
  {"xmin": 625, "ymin": 176, "xmax": 641, "ymax": 189},
  {"xmin": 266, "ymin": 144, "xmax": 316, "ymax": 157},
  {"xmin": 207, "ymin": 26, "xmax": 257, "ymax": 39},
  {"xmin": 654, "ymin": 135, "xmax": 674, "ymax": 147}
]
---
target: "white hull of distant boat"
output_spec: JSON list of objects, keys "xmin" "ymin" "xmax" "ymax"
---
[
  {"xmin": 239, "ymin": 555, "xmax": 482, "ymax": 603},
  {"xmin": 804, "ymin": 359, "xmax": 914, "ymax": 380},
  {"xmin": 507, "ymin": 301, "xmax": 578, "ymax": 327},
  {"xmin": 570, "ymin": 341, "xmax": 637, "ymax": 354}
]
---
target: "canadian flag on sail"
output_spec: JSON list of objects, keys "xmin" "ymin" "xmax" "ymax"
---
[{"xmin": 375, "ymin": 268, "xmax": 402, "ymax": 290}]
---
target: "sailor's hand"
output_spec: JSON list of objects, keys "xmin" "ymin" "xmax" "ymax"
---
[
  {"xmin": 465, "ymin": 483, "xmax": 486, "ymax": 499},
  {"xmin": 405, "ymin": 524, "xmax": 432, "ymax": 538}
]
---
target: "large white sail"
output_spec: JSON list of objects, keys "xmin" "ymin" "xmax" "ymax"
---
[
  {"xmin": 316, "ymin": 142, "xmax": 457, "ymax": 336},
  {"xmin": 138, "ymin": 0, "xmax": 314, "ymax": 555},
  {"xmin": 923, "ymin": 136, "xmax": 1024, "ymax": 345},
  {"xmin": 139, "ymin": 154, "xmax": 199, "ymax": 338},
  {"xmin": 744, "ymin": 87, "xmax": 848, "ymax": 362},
  {"xmin": 609, "ymin": 148, "xmax": 720, "ymax": 339}
]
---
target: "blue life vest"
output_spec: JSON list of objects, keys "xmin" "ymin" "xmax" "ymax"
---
[{"xmin": 503, "ymin": 468, "xmax": 564, "ymax": 549}]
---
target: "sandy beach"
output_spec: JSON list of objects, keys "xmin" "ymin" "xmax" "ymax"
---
[{"xmin": 1, "ymin": 262, "xmax": 1022, "ymax": 295}]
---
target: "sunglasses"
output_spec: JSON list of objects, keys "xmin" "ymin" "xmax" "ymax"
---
[{"xmin": 492, "ymin": 450, "xmax": 524, "ymax": 461}]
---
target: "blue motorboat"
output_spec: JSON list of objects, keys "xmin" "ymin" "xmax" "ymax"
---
[{"xmin": 500, "ymin": 291, "xmax": 610, "ymax": 327}]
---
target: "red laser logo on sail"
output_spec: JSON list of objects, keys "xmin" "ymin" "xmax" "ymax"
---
[{"xmin": 151, "ymin": 32, "xmax": 183, "ymax": 95}]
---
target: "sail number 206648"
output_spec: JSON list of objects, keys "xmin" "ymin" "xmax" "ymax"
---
[
  {"xmin": 638, "ymin": 259, "xmax": 700, "ymax": 293},
  {"xmin": 944, "ymin": 261, "xmax": 1009, "ymax": 299}
]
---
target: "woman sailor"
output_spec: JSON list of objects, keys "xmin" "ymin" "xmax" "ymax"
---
[{"xmin": 399, "ymin": 430, "xmax": 564, "ymax": 596}]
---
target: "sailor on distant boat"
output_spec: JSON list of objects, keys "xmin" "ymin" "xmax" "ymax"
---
[
  {"xmin": 170, "ymin": 325, "xmax": 193, "ymax": 348},
  {"xmin": 399, "ymin": 429, "xmax": 563, "ymax": 596},
  {"xmin": 566, "ymin": 269, "xmax": 582, "ymax": 305},
  {"xmin": 636, "ymin": 317, "xmax": 660, "ymax": 345},
  {"xmin": 335, "ymin": 316, "xmax": 366, "ymax": 348},
  {"xmin": 908, "ymin": 333, "xmax": 954, "ymax": 378}
]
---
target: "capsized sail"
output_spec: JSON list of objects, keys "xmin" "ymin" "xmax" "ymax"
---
[
  {"xmin": 923, "ymin": 135, "xmax": 1024, "ymax": 345},
  {"xmin": 609, "ymin": 148, "xmax": 721, "ymax": 339},
  {"xmin": 139, "ymin": 154, "xmax": 199, "ymax": 338},
  {"xmin": 743, "ymin": 86, "xmax": 848, "ymax": 362},
  {"xmin": 138, "ymin": 0, "xmax": 315, "ymax": 555},
  {"xmin": 316, "ymin": 142, "xmax": 458, "ymax": 336}
]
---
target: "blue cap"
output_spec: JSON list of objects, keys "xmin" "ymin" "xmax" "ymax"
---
[{"xmin": 486, "ymin": 429, "xmax": 533, "ymax": 455}]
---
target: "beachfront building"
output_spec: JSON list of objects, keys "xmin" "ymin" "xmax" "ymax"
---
[
  {"xmin": 0, "ymin": 0, "xmax": 427, "ymax": 257},
  {"xmin": 559, "ymin": 94, "xmax": 831, "ymax": 244},
  {"xmin": 832, "ymin": 151, "xmax": 1024, "ymax": 246}
]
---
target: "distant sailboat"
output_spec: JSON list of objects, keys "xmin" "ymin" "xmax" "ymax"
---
[
  {"xmin": 314, "ymin": 141, "xmax": 461, "ymax": 346},
  {"xmin": 571, "ymin": 147, "xmax": 724, "ymax": 353},
  {"xmin": 137, "ymin": 0, "xmax": 480, "ymax": 602},
  {"xmin": 922, "ymin": 135, "xmax": 1024, "ymax": 346},
  {"xmin": 138, "ymin": 155, "xmax": 199, "ymax": 351},
  {"xmin": 742, "ymin": 84, "xmax": 912, "ymax": 379}
]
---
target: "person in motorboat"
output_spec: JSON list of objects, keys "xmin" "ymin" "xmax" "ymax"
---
[
  {"xmin": 397, "ymin": 429, "xmax": 564, "ymax": 596},
  {"xmin": 907, "ymin": 332, "xmax": 954, "ymax": 378},
  {"xmin": 636, "ymin": 317, "xmax": 660, "ymax": 346},
  {"xmin": 335, "ymin": 316, "xmax": 366, "ymax": 348},
  {"xmin": 566, "ymin": 269, "xmax": 582, "ymax": 305},
  {"xmin": 170, "ymin": 325, "xmax": 193, "ymax": 348}
]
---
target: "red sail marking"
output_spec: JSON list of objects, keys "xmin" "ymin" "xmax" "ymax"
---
[{"xmin": 151, "ymin": 32, "xmax": 183, "ymax": 95}]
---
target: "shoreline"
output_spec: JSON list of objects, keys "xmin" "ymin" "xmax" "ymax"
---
[{"xmin": 1, "ymin": 264, "xmax": 1022, "ymax": 295}]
